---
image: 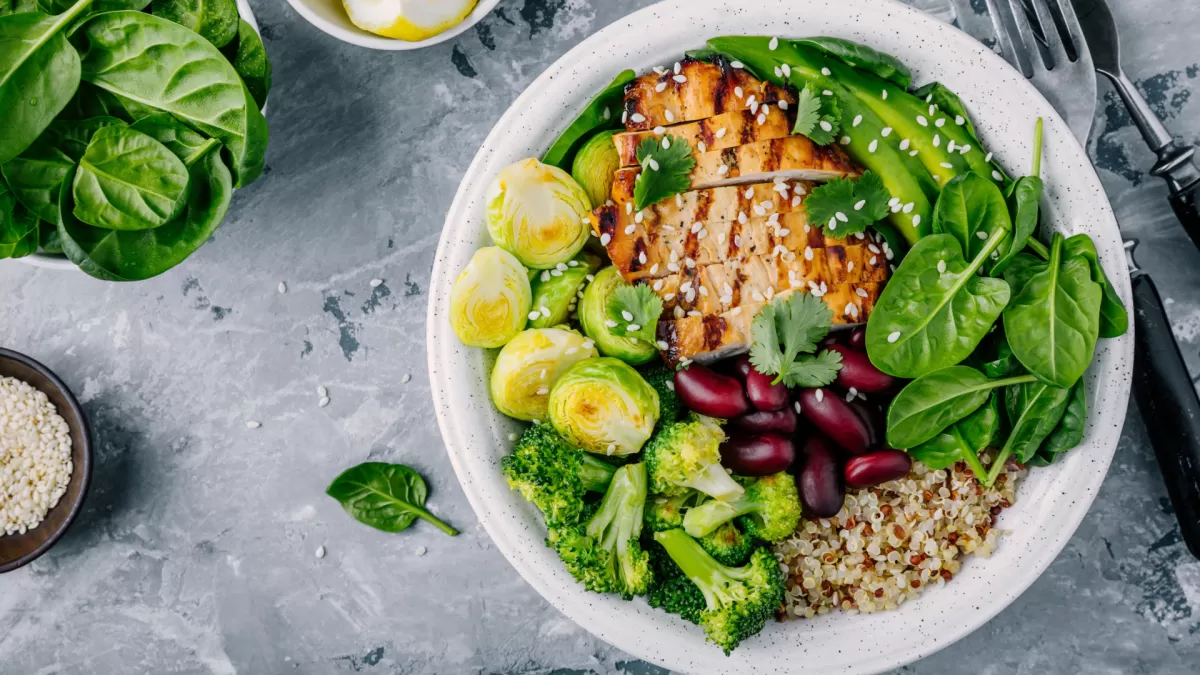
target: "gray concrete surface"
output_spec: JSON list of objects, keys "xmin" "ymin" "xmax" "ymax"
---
[{"xmin": 2, "ymin": 0, "xmax": 1199, "ymax": 673}]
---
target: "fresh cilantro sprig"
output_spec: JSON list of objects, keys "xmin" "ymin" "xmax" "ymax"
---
[
  {"xmin": 804, "ymin": 171, "xmax": 891, "ymax": 237},
  {"xmin": 790, "ymin": 82, "xmax": 840, "ymax": 145},
  {"xmin": 606, "ymin": 283, "xmax": 663, "ymax": 344},
  {"xmin": 633, "ymin": 135, "xmax": 695, "ymax": 211},
  {"xmin": 749, "ymin": 293, "xmax": 843, "ymax": 387}
]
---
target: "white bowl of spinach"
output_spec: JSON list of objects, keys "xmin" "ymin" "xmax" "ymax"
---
[{"xmin": 0, "ymin": 0, "xmax": 271, "ymax": 279}]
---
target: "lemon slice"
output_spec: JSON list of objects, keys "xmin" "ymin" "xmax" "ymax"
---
[{"xmin": 342, "ymin": 0, "xmax": 478, "ymax": 41}]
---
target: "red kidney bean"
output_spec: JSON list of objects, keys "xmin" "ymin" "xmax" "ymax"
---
[
  {"xmin": 742, "ymin": 364, "xmax": 789, "ymax": 412},
  {"xmin": 847, "ymin": 399, "xmax": 884, "ymax": 450},
  {"xmin": 674, "ymin": 364, "xmax": 751, "ymax": 418},
  {"xmin": 820, "ymin": 333, "xmax": 842, "ymax": 349},
  {"xmin": 729, "ymin": 407, "xmax": 799, "ymax": 434},
  {"xmin": 721, "ymin": 434, "xmax": 796, "ymax": 476},
  {"xmin": 728, "ymin": 357, "xmax": 753, "ymax": 381},
  {"xmin": 795, "ymin": 434, "xmax": 845, "ymax": 518},
  {"xmin": 844, "ymin": 450, "xmax": 913, "ymax": 488},
  {"xmin": 827, "ymin": 344, "xmax": 895, "ymax": 393},
  {"xmin": 796, "ymin": 387, "xmax": 872, "ymax": 455},
  {"xmin": 848, "ymin": 326, "xmax": 867, "ymax": 351}
]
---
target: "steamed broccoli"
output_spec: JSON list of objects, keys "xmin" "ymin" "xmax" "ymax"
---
[
  {"xmin": 654, "ymin": 529, "xmax": 785, "ymax": 655},
  {"xmin": 646, "ymin": 541, "xmax": 707, "ymax": 624},
  {"xmin": 638, "ymin": 361, "xmax": 682, "ymax": 425},
  {"xmin": 643, "ymin": 415, "xmax": 745, "ymax": 501},
  {"xmin": 552, "ymin": 463, "xmax": 653, "ymax": 599},
  {"xmin": 645, "ymin": 490, "xmax": 699, "ymax": 532},
  {"xmin": 682, "ymin": 472, "xmax": 802, "ymax": 542},
  {"xmin": 502, "ymin": 424, "xmax": 617, "ymax": 527},
  {"xmin": 646, "ymin": 490, "xmax": 753, "ymax": 565},
  {"xmin": 699, "ymin": 522, "xmax": 754, "ymax": 566}
]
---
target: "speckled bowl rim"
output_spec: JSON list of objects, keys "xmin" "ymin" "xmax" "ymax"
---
[
  {"xmin": 18, "ymin": 0, "xmax": 266, "ymax": 273},
  {"xmin": 427, "ymin": 1, "xmax": 1133, "ymax": 672},
  {"xmin": 0, "ymin": 348, "xmax": 93, "ymax": 574}
]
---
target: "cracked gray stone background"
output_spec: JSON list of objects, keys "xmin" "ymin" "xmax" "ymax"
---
[{"xmin": 2, "ymin": 0, "xmax": 1198, "ymax": 673}]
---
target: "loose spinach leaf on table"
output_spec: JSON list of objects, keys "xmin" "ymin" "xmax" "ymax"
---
[
  {"xmin": 78, "ymin": 11, "xmax": 268, "ymax": 187},
  {"xmin": 72, "ymin": 124, "xmax": 191, "ymax": 230},
  {"xmin": 542, "ymin": 69, "xmax": 636, "ymax": 170},
  {"xmin": 886, "ymin": 365, "xmax": 1035, "ymax": 450},
  {"xmin": 793, "ymin": 36, "xmax": 912, "ymax": 89},
  {"xmin": 908, "ymin": 392, "xmax": 998, "ymax": 483},
  {"xmin": 992, "ymin": 119, "xmax": 1044, "ymax": 276},
  {"xmin": 326, "ymin": 463, "xmax": 458, "ymax": 536},
  {"xmin": 1029, "ymin": 377, "xmax": 1087, "ymax": 467},
  {"xmin": 2, "ymin": 115, "xmax": 125, "ymax": 222},
  {"xmin": 221, "ymin": 18, "xmax": 271, "ymax": 110},
  {"xmin": 1063, "ymin": 233, "xmax": 1129, "ymax": 338},
  {"xmin": 0, "ymin": 0, "xmax": 91, "ymax": 165},
  {"xmin": 865, "ymin": 231, "xmax": 1011, "ymax": 379},
  {"xmin": 152, "ymin": 0, "xmax": 238, "ymax": 48},
  {"xmin": 1003, "ymin": 233, "xmax": 1103, "ymax": 389},
  {"xmin": 931, "ymin": 170, "xmax": 1011, "ymax": 272},
  {"xmin": 984, "ymin": 379, "xmax": 1072, "ymax": 484}
]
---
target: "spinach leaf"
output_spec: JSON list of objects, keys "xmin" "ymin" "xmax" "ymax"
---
[
  {"xmin": 931, "ymin": 171, "xmax": 1011, "ymax": 271},
  {"xmin": 793, "ymin": 36, "xmax": 912, "ymax": 89},
  {"xmin": 865, "ymin": 231, "xmax": 1011, "ymax": 379},
  {"xmin": 132, "ymin": 112, "xmax": 220, "ymax": 165},
  {"xmin": 0, "ymin": 0, "xmax": 91, "ymax": 165},
  {"xmin": 151, "ymin": 0, "xmax": 237, "ymax": 48},
  {"xmin": 326, "ymin": 462, "xmax": 458, "ymax": 536},
  {"xmin": 907, "ymin": 393, "xmax": 998, "ymax": 482},
  {"xmin": 221, "ymin": 18, "xmax": 270, "ymax": 110},
  {"xmin": 78, "ymin": 11, "xmax": 268, "ymax": 187},
  {"xmin": 0, "ymin": 0, "xmax": 39, "ymax": 17},
  {"xmin": 0, "ymin": 175, "xmax": 39, "ymax": 258},
  {"xmin": 984, "ymin": 380, "xmax": 1072, "ymax": 484},
  {"xmin": 886, "ymin": 365, "xmax": 1035, "ymax": 449},
  {"xmin": 37, "ymin": 218, "xmax": 61, "ymax": 253},
  {"xmin": 1063, "ymin": 233, "xmax": 1129, "ymax": 338},
  {"xmin": 1003, "ymin": 233, "xmax": 1103, "ymax": 388},
  {"xmin": 2, "ymin": 115, "xmax": 124, "ymax": 222},
  {"xmin": 542, "ymin": 69, "xmax": 636, "ymax": 170},
  {"xmin": 1030, "ymin": 377, "xmax": 1087, "ymax": 466},
  {"xmin": 992, "ymin": 119, "xmax": 1044, "ymax": 276},
  {"xmin": 977, "ymin": 328, "xmax": 1022, "ymax": 378},
  {"xmin": 72, "ymin": 124, "xmax": 190, "ymax": 230},
  {"xmin": 59, "ymin": 133, "xmax": 232, "ymax": 280}
]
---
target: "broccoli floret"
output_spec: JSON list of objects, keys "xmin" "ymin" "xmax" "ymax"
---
[
  {"xmin": 682, "ymin": 471, "xmax": 801, "ymax": 542},
  {"xmin": 654, "ymin": 529, "xmax": 785, "ymax": 655},
  {"xmin": 647, "ymin": 491, "xmax": 753, "ymax": 565},
  {"xmin": 551, "ymin": 463, "xmax": 653, "ymax": 599},
  {"xmin": 644, "ymin": 490, "xmax": 701, "ymax": 532},
  {"xmin": 502, "ymin": 424, "xmax": 617, "ymax": 527},
  {"xmin": 638, "ymin": 361, "xmax": 682, "ymax": 425},
  {"xmin": 698, "ymin": 521, "xmax": 755, "ymax": 566},
  {"xmin": 647, "ymin": 554, "xmax": 707, "ymax": 624},
  {"xmin": 643, "ymin": 414, "xmax": 745, "ymax": 501}
]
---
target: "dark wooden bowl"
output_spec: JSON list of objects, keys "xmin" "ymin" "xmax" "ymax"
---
[{"xmin": 0, "ymin": 348, "xmax": 92, "ymax": 574}]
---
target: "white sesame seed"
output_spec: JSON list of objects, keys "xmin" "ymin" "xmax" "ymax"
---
[
  {"xmin": 856, "ymin": 288, "xmax": 868, "ymax": 298},
  {"xmin": 913, "ymin": 214, "xmax": 922, "ymax": 227},
  {"xmin": 734, "ymin": 86, "xmax": 744, "ymax": 99},
  {"xmin": 899, "ymin": 138, "xmax": 911, "ymax": 150},
  {"xmin": 415, "ymin": 546, "xmax": 427, "ymax": 556},
  {"xmin": 815, "ymin": 389, "xmax": 825, "ymax": 402},
  {"xmin": 657, "ymin": 340, "xmax": 669, "ymax": 350},
  {"xmin": 621, "ymin": 310, "xmax": 635, "ymax": 321},
  {"xmin": 821, "ymin": 67, "xmax": 832, "ymax": 76},
  {"xmin": 319, "ymin": 397, "xmax": 330, "ymax": 408},
  {"xmin": 662, "ymin": 137, "xmax": 671, "ymax": 149},
  {"xmin": 985, "ymin": 152, "xmax": 994, "ymax": 163},
  {"xmin": 698, "ymin": 141, "xmax": 707, "ymax": 153},
  {"xmin": 656, "ymin": 82, "xmax": 668, "ymax": 93},
  {"xmin": 822, "ymin": 89, "xmax": 833, "ymax": 96},
  {"xmin": 674, "ymin": 75, "xmax": 687, "ymax": 83},
  {"xmin": 648, "ymin": 158, "xmax": 660, "ymax": 171},
  {"xmin": 731, "ymin": 61, "xmax": 744, "ymax": 69},
  {"xmin": 246, "ymin": 421, "xmax": 261, "ymax": 429},
  {"xmin": 940, "ymin": 162, "xmax": 954, "ymax": 169},
  {"xmin": 992, "ymin": 170, "xmax": 1004, "ymax": 181},
  {"xmin": 836, "ymin": 212, "xmax": 849, "ymax": 222},
  {"xmin": 769, "ymin": 37, "xmax": 780, "ymax": 50},
  {"xmin": 819, "ymin": 120, "xmax": 834, "ymax": 132},
  {"xmin": 775, "ymin": 66, "xmax": 783, "ymax": 78},
  {"xmin": 370, "ymin": 278, "xmax": 383, "ymax": 288},
  {"xmin": 881, "ymin": 127, "xmax": 893, "ymax": 137},
  {"xmin": 959, "ymin": 144, "xmax": 972, "ymax": 155},
  {"xmin": 868, "ymin": 139, "xmax": 878, "ymax": 153},
  {"xmin": 794, "ymin": 401, "xmax": 802, "ymax": 414},
  {"xmin": 935, "ymin": 118, "xmax": 946, "ymax": 127},
  {"xmin": 917, "ymin": 115, "xmax": 928, "ymax": 127},
  {"xmin": 903, "ymin": 202, "xmax": 915, "ymax": 214},
  {"xmin": 854, "ymin": 200, "xmax": 866, "ymax": 211},
  {"xmin": 976, "ymin": 230, "xmax": 988, "ymax": 240},
  {"xmin": 882, "ymin": 89, "xmax": 888, "ymax": 99},
  {"xmin": 600, "ymin": 233, "xmax": 612, "ymax": 246},
  {"xmin": 888, "ymin": 331, "xmax": 901, "ymax": 343},
  {"xmin": 631, "ymin": 113, "xmax": 646, "ymax": 123},
  {"xmin": 316, "ymin": 545, "xmax": 326, "ymax": 559},
  {"xmin": 937, "ymin": 260, "xmax": 947, "ymax": 274},
  {"xmin": 716, "ymin": 127, "xmax": 728, "ymax": 139},
  {"xmin": 540, "ymin": 306, "xmax": 551, "ymax": 317},
  {"xmin": 782, "ymin": 64, "xmax": 792, "ymax": 78},
  {"xmin": 624, "ymin": 224, "xmax": 636, "ymax": 235},
  {"xmin": 528, "ymin": 311, "xmax": 540, "ymax": 320},
  {"xmin": 779, "ymin": 100, "xmax": 789, "ymax": 111},
  {"xmin": 910, "ymin": 149, "xmax": 919, "ymax": 156},
  {"xmin": 840, "ymin": 136, "xmax": 852, "ymax": 145},
  {"xmin": 718, "ymin": 164, "xmax": 730, "ymax": 175},
  {"xmin": 278, "ymin": 281, "xmax": 287, "ymax": 293},
  {"xmin": 805, "ymin": 246, "xmax": 814, "ymax": 260},
  {"xmin": 638, "ymin": 251, "xmax": 648, "ymax": 264}
]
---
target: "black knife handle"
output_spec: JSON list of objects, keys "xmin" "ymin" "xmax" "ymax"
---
[
  {"xmin": 1169, "ymin": 181, "xmax": 1200, "ymax": 252},
  {"xmin": 1132, "ymin": 273, "xmax": 1200, "ymax": 558}
]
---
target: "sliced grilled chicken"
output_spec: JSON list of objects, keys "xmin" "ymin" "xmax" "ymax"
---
[
  {"xmin": 623, "ymin": 58, "xmax": 795, "ymax": 132},
  {"xmin": 613, "ymin": 108, "xmax": 793, "ymax": 167},
  {"xmin": 613, "ymin": 136, "xmax": 859, "ymax": 194},
  {"xmin": 606, "ymin": 179, "xmax": 809, "ymax": 228}
]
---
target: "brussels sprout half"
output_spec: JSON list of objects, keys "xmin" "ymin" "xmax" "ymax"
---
[
  {"xmin": 528, "ymin": 253, "xmax": 602, "ymax": 329},
  {"xmin": 449, "ymin": 246, "xmax": 532, "ymax": 348},
  {"xmin": 490, "ymin": 328, "xmax": 598, "ymax": 421},
  {"xmin": 579, "ymin": 267, "xmax": 658, "ymax": 365},
  {"xmin": 571, "ymin": 130, "xmax": 620, "ymax": 209},
  {"xmin": 548, "ymin": 357, "xmax": 660, "ymax": 456},
  {"xmin": 486, "ymin": 158, "xmax": 592, "ymax": 270}
]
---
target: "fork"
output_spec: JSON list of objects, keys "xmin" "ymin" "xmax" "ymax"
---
[{"xmin": 983, "ymin": 0, "xmax": 1200, "ymax": 559}]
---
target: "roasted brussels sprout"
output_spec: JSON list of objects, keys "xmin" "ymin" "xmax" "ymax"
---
[
  {"xmin": 449, "ymin": 246, "xmax": 532, "ymax": 348},
  {"xmin": 571, "ymin": 131, "xmax": 620, "ymax": 208},
  {"xmin": 486, "ymin": 158, "xmax": 592, "ymax": 270},
  {"xmin": 579, "ymin": 267, "xmax": 658, "ymax": 365},
  {"xmin": 528, "ymin": 253, "xmax": 602, "ymax": 329},
  {"xmin": 548, "ymin": 357, "xmax": 660, "ymax": 456},
  {"xmin": 490, "ymin": 328, "xmax": 598, "ymax": 421}
]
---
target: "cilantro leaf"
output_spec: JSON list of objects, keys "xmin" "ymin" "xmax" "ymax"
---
[
  {"xmin": 749, "ymin": 293, "xmax": 836, "ymax": 385},
  {"xmin": 804, "ymin": 171, "xmax": 891, "ymax": 237},
  {"xmin": 606, "ymin": 283, "xmax": 664, "ymax": 344},
  {"xmin": 790, "ymin": 82, "xmax": 840, "ymax": 145},
  {"xmin": 782, "ymin": 349, "xmax": 844, "ymax": 388},
  {"xmin": 633, "ymin": 135, "xmax": 695, "ymax": 211}
]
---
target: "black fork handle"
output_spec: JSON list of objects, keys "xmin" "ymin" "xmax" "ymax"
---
[{"xmin": 1132, "ymin": 273, "xmax": 1200, "ymax": 558}]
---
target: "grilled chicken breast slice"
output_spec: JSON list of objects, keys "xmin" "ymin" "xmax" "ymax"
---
[
  {"xmin": 613, "ymin": 108, "xmax": 793, "ymax": 167},
  {"xmin": 623, "ymin": 58, "xmax": 795, "ymax": 132},
  {"xmin": 613, "ymin": 136, "xmax": 859, "ymax": 195}
]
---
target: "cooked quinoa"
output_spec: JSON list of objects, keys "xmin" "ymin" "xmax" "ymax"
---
[{"xmin": 774, "ymin": 456, "xmax": 1023, "ymax": 618}]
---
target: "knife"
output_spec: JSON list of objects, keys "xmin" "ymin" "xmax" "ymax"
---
[{"xmin": 1071, "ymin": 0, "xmax": 1200, "ymax": 248}]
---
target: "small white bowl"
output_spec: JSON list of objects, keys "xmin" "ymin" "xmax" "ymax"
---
[{"xmin": 285, "ymin": 0, "xmax": 500, "ymax": 51}]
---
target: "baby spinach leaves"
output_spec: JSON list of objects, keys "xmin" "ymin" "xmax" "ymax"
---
[
  {"xmin": 885, "ymin": 366, "xmax": 1034, "ymax": 449},
  {"xmin": 1002, "ymin": 233, "xmax": 1103, "ymax": 389},
  {"xmin": 991, "ymin": 119, "xmax": 1044, "ymax": 276},
  {"xmin": 931, "ymin": 171, "xmax": 1011, "ymax": 270},
  {"xmin": 2, "ymin": 116, "xmax": 124, "ymax": 222},
  {"xmin": 326, "ymin": 463, "xmax": 459, "ymax": 537},
  {"xmin": 151, "ymin": 0, "xmax": 238, "ymax": 48},
  {"xmin": 907, "ymin": 393, "xmax": 998, "ymax": 483},
  {"xmin": 1030, "ymin": 378, "xmax": 1087, "ymax": 466},
  {"xmin": 1063, "ymin": 233, "xmax": 1129, "ymax": 338},
  {"xmin": 542, "ymin": 69, "xmax": 636, "ymax": 170},
  {"xmin": 0, "ymin": 176, "xmax": 39, "ymax": 259},
  {"xmin": 865, "ymin": 231, "xmax": 1011, "ymax": 379},
  {"xmin": 222, "ymin": 18, "xmax": 271, "ymax": 110},
  {"xmin": 982, "ymin": 379, "xmax": 1073, "ymax": 484},
  {"xmin": 72, "ymin": 124, "xmax": 190, "ymax": 230}
]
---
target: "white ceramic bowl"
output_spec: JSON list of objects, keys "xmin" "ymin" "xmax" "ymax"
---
[
  {"xmin": 427, "ymin": 1, "xmax": 1134, "ymax": 672},
  {"xmin": 285, "ymin": 0, "xmax": 499, "ymax": 51}
]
